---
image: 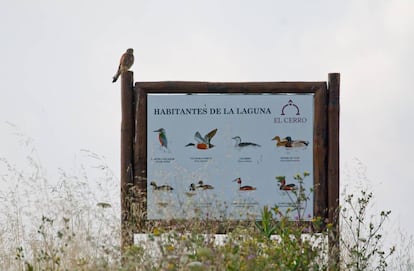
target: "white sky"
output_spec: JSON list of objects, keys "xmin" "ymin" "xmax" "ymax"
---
[{"xmin": 1, "ymin": 0, "xmax": 414, "ymax": 240}]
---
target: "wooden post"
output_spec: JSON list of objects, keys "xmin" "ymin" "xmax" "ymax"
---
[
  {"xmin": 313, "ymin": 84, "xmax": 328, "ymax": 220},
  {"xmin": 120, "ymin": 71, "xmax": 135, "ymax": 250},
  {"xmin": 327, "ymin": 73, "xmax": 340, "ymax": 267},
  {"xmin": 133, "ymin": 84, "xmax": 148, "ymax": 233}
]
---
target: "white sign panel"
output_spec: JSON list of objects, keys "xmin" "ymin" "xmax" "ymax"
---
[{"xmin": 147, "ymin": 93, "xmax": 314, "ymax": 220}]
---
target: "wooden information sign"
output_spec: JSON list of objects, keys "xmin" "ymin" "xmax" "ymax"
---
[{"xmin": 120, "ymin": 73, "xmax": 340, "ymax": 249}]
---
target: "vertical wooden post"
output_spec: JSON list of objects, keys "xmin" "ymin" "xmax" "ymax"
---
[
  {"xmin": 327, "ymin": 73, "xmax": 340, "ymax": 267},
  {"xmin": 120, "ymin": 71, "xmax": 135, "ymax": 250},
  {"xmin": 313, "ymin": 85, "xmax": 328, "ymax": 220},
  {"xmin": 133, "ymin": 84, "xmax": 148, "ymax": 232}
]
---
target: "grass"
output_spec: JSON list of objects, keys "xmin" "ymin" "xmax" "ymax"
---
[
  {"xmin": 0, "ymin": 138, "xmax": 412, "ymax": 270},
  {"xmin": 0, "ymin": 145, "xmax": 121, "ymax": 270}
]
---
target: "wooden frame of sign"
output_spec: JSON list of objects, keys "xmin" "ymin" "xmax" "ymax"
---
[{"xmin": 120, "ymin": 72, "xmax": 339, "ymax": 250}]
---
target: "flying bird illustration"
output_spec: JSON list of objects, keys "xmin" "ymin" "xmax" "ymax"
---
[
  {"xmin": 112, "ymin": 48, "xmax": 134, "ymax": 83},
  {"xmin": 185, "ymin": 128, "xmax": 218, "ymax": 150},
  {"xmin": 232, "ymin": 136, "xmax": 261, "ymax": 148},
  {"xmin": 154, "ymin": 128, "xmax": 169, "ymax": 151}
]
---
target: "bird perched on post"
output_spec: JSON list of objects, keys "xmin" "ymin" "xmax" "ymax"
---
[{"xmin": 112, "ymin": 48, "xmax": 134, "ymax": 83}]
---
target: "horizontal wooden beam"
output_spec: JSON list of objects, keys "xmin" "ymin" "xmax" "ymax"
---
[{"xmin": 135, "ymin": 81, "xmax": 326, "ymax": 93}]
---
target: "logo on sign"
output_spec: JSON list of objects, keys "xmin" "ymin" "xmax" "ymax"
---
[{"xmin": 274, "ymin": 100, "xmax": 308, "ymax": 124}]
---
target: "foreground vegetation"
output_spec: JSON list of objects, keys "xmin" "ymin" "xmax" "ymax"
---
[{"xmin": 0, "ymin": 141, "xmax": 411, "ymax": 270}]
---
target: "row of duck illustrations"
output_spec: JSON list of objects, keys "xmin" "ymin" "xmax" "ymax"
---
[
  {"xmin": 154, "ymin": 128, "xmax": 308, "ymax": 151},
  {"xmin": 150, "ymin": 180, "xmax": 214, "ymax": 194},
  {"xmin": 150, "ymin": 179, "xmax": 256, "ymax": 195},
  {"xmin": 233, "ymin": 177, "xmax": 297, "ymax": 192},
  {"xmin": 150, "ymin": 176, "xmax": 297, "ymax": 195},
  {"xmin": 189, "ymin": 180, "xmax": 214, "ymax": 191}
]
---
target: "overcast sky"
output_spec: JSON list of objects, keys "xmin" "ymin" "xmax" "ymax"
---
[{"xmin": 1, "ymin": 0, "xmax": 414, "ymax": 240}]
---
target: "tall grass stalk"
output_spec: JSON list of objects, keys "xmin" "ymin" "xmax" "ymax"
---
[{"xmin": 0, "ymin": 140, "xmax": 121, "ymax": 270}]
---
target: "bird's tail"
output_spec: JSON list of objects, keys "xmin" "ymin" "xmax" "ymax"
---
[{"xmin": 112, "ymin": 67, "xmax": 121, "ymax": 83}]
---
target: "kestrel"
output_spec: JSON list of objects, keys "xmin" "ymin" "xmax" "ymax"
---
[{"xmin": 112, "ymin": 48, "xmax": 134, "ymax": 83}]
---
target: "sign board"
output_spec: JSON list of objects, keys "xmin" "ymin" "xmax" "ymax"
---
[
  {"xmin": 120, "ymin": 75, "xmax": 339, "ymax": 248},
  {"xmin": 147, "ymin": 94, "xmax": 314, "ymax": 220}
]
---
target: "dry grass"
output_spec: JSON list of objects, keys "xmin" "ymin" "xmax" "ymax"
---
[
  {"xmin": 0, "ymin": 136, "xmax": 412, "ymax": 270},
  {"xmin": 0, "ymin": 144, "xmax": 121, "ymax": 270}
]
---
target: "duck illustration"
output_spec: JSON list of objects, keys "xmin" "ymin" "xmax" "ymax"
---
[
  {"xmin": 233, "ymin": 177, "xmax": 256, "ymax": 191},
  {"xmin": 196, "ymin": 180, "xmax": 214, "ymax": 190},
  {"xmin": 272, "ymin": 136, "xmax": 288, "ymax": 147},
  {"xmin": 150, "ymin": 181, "xmax": 174, "ymax": 191},
  {"xmin": 157, "ymin": 202, "xmax": 169, "ymax": 207},
  {"xmin": 189, "ymin": 183, "xmax": 197, "ymax": 191},
  {"xmin": 154, "ymin": 128, "xmax": 169, "ymax": 151},
  {"xmin": 275, "ymin": 176, "xmax": 296, "ymax": 191},
  {"xmin": 232, "ymin": 136, "xmax": 261, "ymax": 148},
  {"xmin": 186, "ymin": 184, "xmax": 197, "ymax": 197},
  {"xmin": 285, "ymin": 136, "xmax": 309, "ymax": 148},
  {"xmin": 185, "ymin": 128, "xmax": 217, "ymax": 150}
]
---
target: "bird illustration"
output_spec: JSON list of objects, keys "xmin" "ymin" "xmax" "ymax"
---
[
  {"xmin": 189, "ymin": 183, "xmax": 197, "ymax": 191},
  {"xmin": 154, "ymin": 128, "xmax": 169, "ymax": 151},
  {"xmin": 150, "ymin": 181, "xmax": 174, "ymax": 191},
  {"xmin": 185, "ymin": 128, "xmax": 217, "ymax": 150},
  {"xmin": 186, "ymin": 184, "xmax": 197, "ymax": 197},
  {"xmin": 275, "ymin": 176, "xmax": 296, "ymax": 191},
  {"xmin": 196, "ymin": 180, "xmax": 214, "ymax": 190},
  {"xmin": 284, "ymin": 136, "xmax": 309, "ymax": 148},
  {"xmin": 233, "ymin": 177, "xmax": 256, "ymax": 191},
  {"xmin": 157, "ymin": 202, "xmax": 169, "ymax": 207},
  {"xmin": 272, "ymin": 136, "xmax": 288, "ymax": 147},
  {"xmin": 232, "ymin": 136, "xmax": 261, "ymax": 148},
  {"xmin": 112, "ymin": 48, "xmax": 134, "ymax": 83}
]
